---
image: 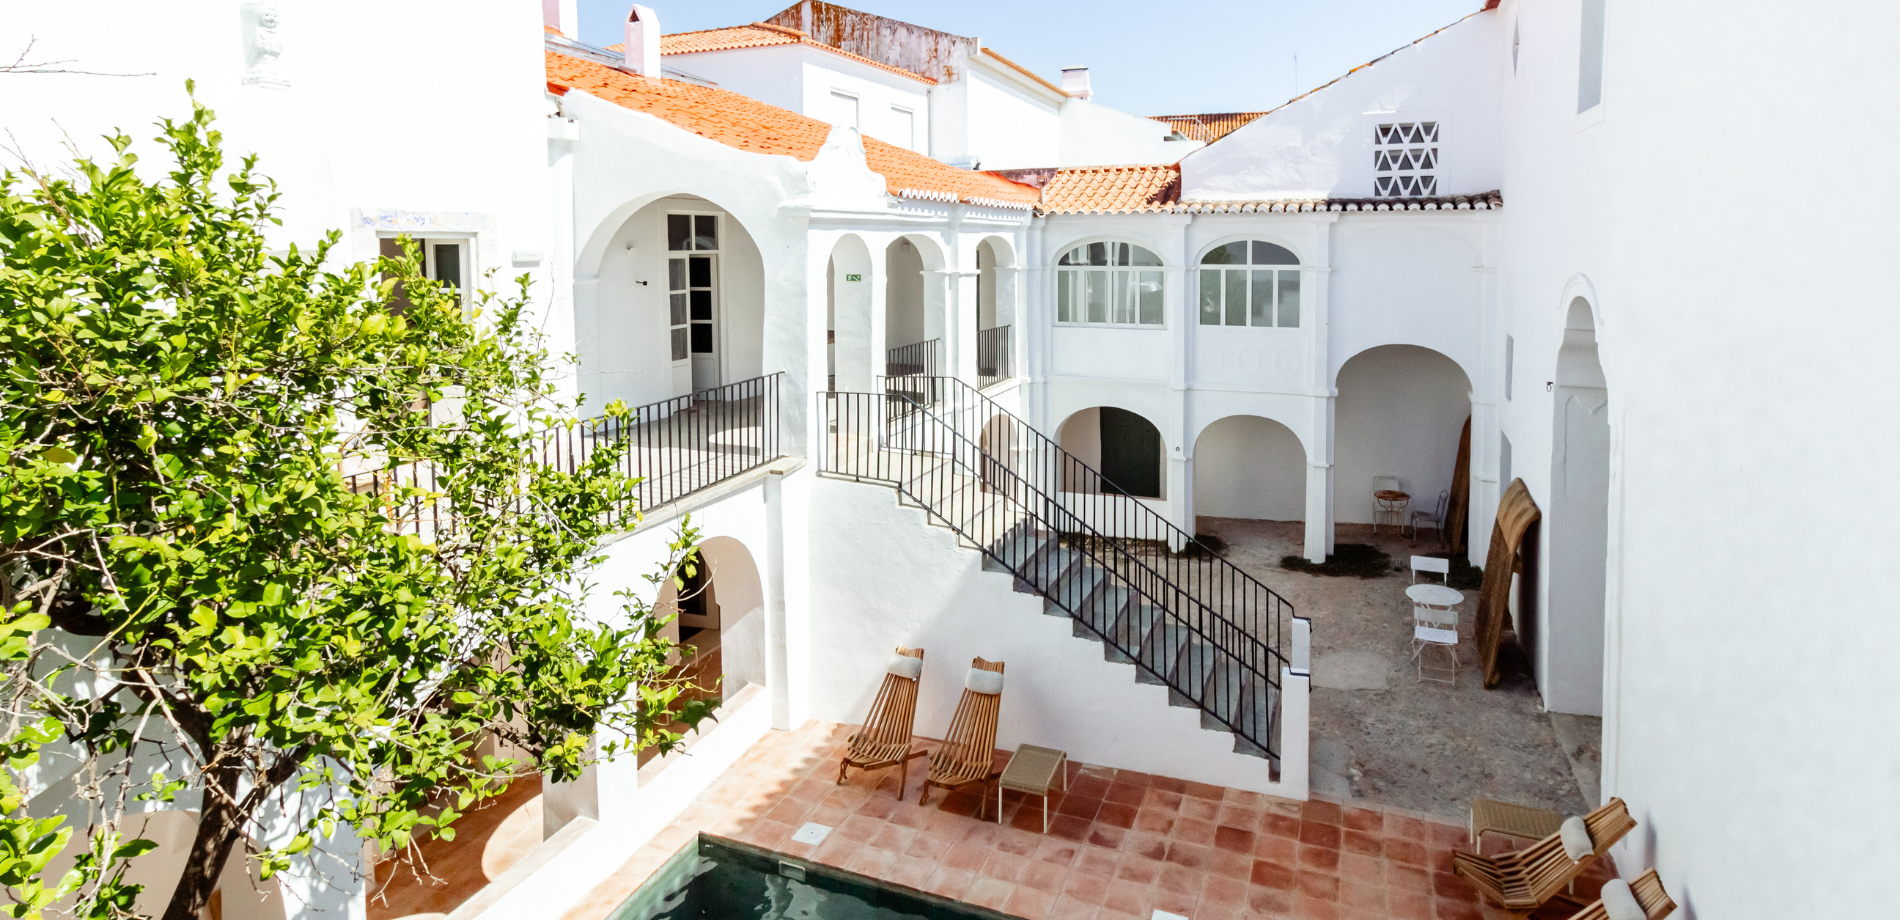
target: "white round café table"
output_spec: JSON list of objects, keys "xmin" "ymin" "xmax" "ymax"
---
[{"xmin": 1405, "ymin": 583, "xmax": 1465, "ymax": 609}]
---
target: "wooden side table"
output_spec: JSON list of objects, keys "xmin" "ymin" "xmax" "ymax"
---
[{"xmin": 997, "ymin": 744, "xmax": 1068, "ymax": 833}]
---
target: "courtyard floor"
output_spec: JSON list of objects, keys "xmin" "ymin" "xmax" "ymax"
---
[
  {"xmin": 1195, "ymin": 518, "xmax": 1599, "ymax": 820},
  {"xmin": 555, "ymin": 720, "xmax": 1617, "ymax": 920}
]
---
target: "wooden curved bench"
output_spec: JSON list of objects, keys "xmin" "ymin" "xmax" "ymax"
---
[{"xmin": 1451, "ymin": 797, "xmax": 1637, "ymax": 917}]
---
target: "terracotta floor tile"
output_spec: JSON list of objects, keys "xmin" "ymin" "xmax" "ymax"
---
[
  {"xmin": 1387, "ymin": 888, "xmax": 1433, "ymax": 920},
  {"xmin": 1097, "ymin": 907, "xmax": 1141, "ymax": 920},
  {"xmin": 1061, "ymin": 870, "xmax": 1112, "ymax": 906},
  {"xmin": 1095, "ymin": 802, "xmax": 1138, "ymax": 830},
  {"xmin": 1205, "ymin": 846, "xmax": 1254, "ymax": 881},
  {"xmin": 1340, "ymin": 879, "xmax": 1386, "ymax": 911},
  {"xmin": 967, "ymin": 848, "xmax": 1016, "ymax": 881},
  {"xmin": 1074, "ymin": 845, "xmax": 1120, "ymax": 878},
  {"xmin": 1260, "ymin": 812, "xmax": 1303, "ymax": 840},
  {"xmin": 926, "ymin": 865, "xmax": 975, "ymax": 900},
  {"xmin": 1341, "ymin": 807, "xmax": 1384, "ymax": 834},
  {"xmin": 1163, "ymin": 840, "xmax": 1209, "ymax": 870},
  {"xmin": 1004, "ymin": 884, "xmax": 1057, "ymax": 920},
  {"xmin": 855, "ymin": 794, "xmax": 897, "ymax": 820},
  {"xmin": 1341, "ymin": 828, "xmax": 1383, "ymax": 857},
  {"xmin": 1222, "ymin": 789, "xmax": 1266, "ymax": 810},
  {"xmin": 1253, "ymin": 833, "xmax": 1296, "ymax": 863},
  {"xmin": 1122, "ymin": 831, "xmax": 1169, "ymax": 862},
  {"xmin": 1193, "ymin": 904, "xmax": 1244, "ymax": 920},
  {"xmin": 1388, "ymin": 862, "xmax": 1431, "ymax": 893},
  {"xmin": 1384, "ymin": 839, "xmax": 1428, "ymax": 866},
  {"xmin": 1302, "ymin": 800, "xmax": 1343, "ymax": 826},
  {"xmin": 1213, "ymin": 824, "xmax": 1256, "ymax": 853},
  {"xmin": 1046, "ymin": 895, "xmax": 1098, "ymax": 920},
  {"xmin": 1172, "ymin": 816, "xmax": 1217, "ymax": 847},
  {"xmin": 1433, "ymin": 897, "xmax": 1484, "ymax": 920},
  {"xmin": 1102, "ymin": 879, "xmax": 1154, "ymax": 917},
  {"xmin": 1104, "ymin": 782, "xmax": 1146, "ymax": 806},
  {"xmin": 1156, "ymin": 864, "xmax": 1205, "ymax": 897},
  {"xmin": 1384, "ymin": 815, "xmax": 1427, "ymax": 841},
  {"xmin": 907, "ymin": 830, "xmax": 959, "ymax": 862},
  {"xmin": 998, "ymin": 827, "xmax": 1044, "ymax": 857},
  {"xmin": 1183, "ymin": 780, "xmax": 1225, "ymax": 802},
  {"xmin": 866, "ymin": 823, "xmax": 918, "ymax": 854},
  {"xmin": 1180, "ymin": 797, "xmax": 1222, "ymax": 822},
  {"xmin": 1217, "ymin": 804, "xmax": 1262, "ymax": 829},
  {"xmin": 1133, "ymin": 809, "xmax": 1176, "ymax": 835},
  {"xmin": 1019, "ymin": 859, "xmax": 1070, "ymax": 893},
  {"xmin": 888, "ymin": 854, "xmax": 939, "ymax": 890},
  {"xmin": 1114, "ymin": 854, "xmax": 1163, "ymax": 885},
  {"xmin": 1251, "ymin": 858, "xmax": 1296, "ymax": 890},
  {"xmin": 836, "ymin": 814, "xmax": 882, "ymax": 842},
  {"xmin": 1248, "ymin": 884, "xmax": 1296, "ymax": 917},
  {"xmin": 965, "ymin": 876, "xmax": 1016, "ymax": 911},
  {"xmin": 811, "ymin": 833, "xmax": 863, "ymax": 868},
  {"xmin": 1300, "ymin": 821, "xmax": 1343, "ymax": 849},
  {"xmin": 1295, "ymin": 896, "xmax": 1342, "ymax": 920},
  {"xmin": 1036, "ymin": 837, "xmax": 1081, "ymax": 866},
  {"xmin": 1150, "ymin": 775, "xmax": 1188, "ymax": 795},
  {"xmin": 1298, "ymin": 843, "xmax": 1341, "ymax": 871},
  {"xmin": 847, "ymin": 844, "xmax": 897, "ymax": 878},
  {"xmin": 1431, "ymin": 871, "xmax": 1475, "ymax": 900},
  {"xmin": 1049, "ymin": 815, "xmax": 1093, "ymax": 843},
  {"xmin": 1428, "ymin": 822, "xmax": 1468, "ymax": 849},
  {"xmin": 1338, "ymin": 853, "xmax": 1384, "ymax": 884},
  {"xmin": 1297, "ymin": 867, "xmax": 1342, "ymax": 901},
  {"xmin": 1201, "ymin": 873, "xmax": 1249, "ymax": 908},
  {"xmin": 1149, "ymin": 886, "xmax": 1199, "ymax": 918},
  {"xmin": 1086, "ymin": 824, "xmax": 1127, "ymax": 850}
]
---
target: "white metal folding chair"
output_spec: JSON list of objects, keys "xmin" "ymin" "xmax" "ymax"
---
[
  {"xmin": 1413, "ymin": 611, "xmax": 1459, "ymax": 683},
  {"xmin": 1410, "ymin": 555, "xmax": 1451, "ymax": 584},
  {"xmin": 1409, "ymin": 489, "xmax": 1450, "ymax": 543}
]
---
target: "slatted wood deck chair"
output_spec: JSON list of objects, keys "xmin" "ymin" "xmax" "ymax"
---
[
  {"xmin": 918, "ymin": 657, "xmax": 1005, "ymax": 814},
  {"xmin": 1451, "ymin": 797, "xmax": 1638, "ymax": 918},
  {"xmin": 837, "ymin": 647, "xmax": 927, "ymax": 796},
  {"xmin": 1560, "ymin": 869, "xmax": 1676, "ymax": 920}
]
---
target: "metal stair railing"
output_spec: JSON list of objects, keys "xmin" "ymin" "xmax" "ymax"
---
[
  {"xmin": 821, "ymin": 387, "xmax": 1289, "ymax": 763},
  {"xmin": 888, "ymin": 376, "xmax": 1294, "ymax": 674}
]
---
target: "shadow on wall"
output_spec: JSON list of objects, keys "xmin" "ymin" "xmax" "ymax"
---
[
  {"xmin": 1058, "ymin": 406, "xmax": 1165, "ymax": 499},
  {"xmin": 1193, "ymin": 415, "xmax": 1306, "ymax": 521},
  {"xmin": 1334, "ymin": 344, "xmax": 1470, "ymax": 526}
]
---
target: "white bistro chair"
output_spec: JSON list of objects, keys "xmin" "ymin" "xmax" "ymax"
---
[
  {"xmin": 1412, "ymin": 610, "xmax": 1460, "ymax": 683},
  {"xmin": 1410, "ymin": 489, "xmax": 1450, "ymax": 543},
  {"xmin": 1410, "ymin": 555, "xmax": 1451, "ymax": 584}
]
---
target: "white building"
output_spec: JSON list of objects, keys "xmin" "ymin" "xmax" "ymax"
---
[{"xmin": 6, "ymin": 0, "xmax": 1898, "ymax": 918}]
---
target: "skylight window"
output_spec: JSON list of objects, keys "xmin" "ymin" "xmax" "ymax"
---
[{"xmin": 1373, "ymin": 122, "xmax": 1438, "ymax": 198}]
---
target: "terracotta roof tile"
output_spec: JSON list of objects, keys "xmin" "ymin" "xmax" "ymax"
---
[
  {"xmin": 1036, "ymin": 165, "xmax": 1501, "ymax": 215},
  {"xmin": 546, "ymin": 51, "xmax": 1035, "ymax": 208},
  {"xmin": 621, "ymin": 22, "xmax": 936, "ymax": 84},
  {"xmin": 1149, "ymin": 112, "xmax": 1270, "ymax": 144}
]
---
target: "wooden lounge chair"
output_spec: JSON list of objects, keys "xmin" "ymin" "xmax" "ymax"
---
[
  {"xmin": 918, "ymin": 657, "xmax": 1004, "ymax": 813},
  {"xmin": 837, "ymin": 647, "xmax": 927, "ymax": 796},
  {"xmin": 1451, "ymin": 797, "xmax": 1637, "ymax": 918},
  {"xmin": 1560, "ymin": 869, "xmax": 1676, "ymax": 920}
]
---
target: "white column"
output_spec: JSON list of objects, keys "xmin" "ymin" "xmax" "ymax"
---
[
  {"xmin": 1304, "ymin": 217, "xmax": 1340, "ymax": 561},
  {"xmin": 921, "ymin": 268, "xmax": 953, "ymax": 378},
  {"xmin": 763, "ymin": 467, "xmax": 792, "ymax": 730},
  {"xmin": 997, "ymin": 265, "xmax": 1024, "ymax": 381},
  {"xmin": 951, "ymin": 269, "xmax": 982, "ymax": 384}
]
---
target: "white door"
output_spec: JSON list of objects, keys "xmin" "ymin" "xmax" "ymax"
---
[{"xmin": 667, "ymin": 214, "xmax": 720, "ymax": 393}]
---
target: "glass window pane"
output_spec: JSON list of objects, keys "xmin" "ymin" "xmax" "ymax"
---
[
  {"xmin": 1278, "ymin": 271, "xmax": 1301, "ymax": 327},
  {"xmin": 668, "ymin": 258, "xmax": 686, "ymax": 291},
  {"xmin": 1202, "ymin": 241, "xmax": 1248, "ymax": 265},
  {"xmin": 1114, "ymin": 271, "xmax": 1137, "ymax": 324},
  {"xmin": 1199, "ymin": 270, "xmax": 1221, "ymax": 325},
  {"xmin": 1138, "ymin": 271, "xmax": 1163, "ymax": 324},
  {"xmin": 1058, "ymin": 246, "xmax": 1080, "ymax": 266},
  {"xmin": 1250, "ymin": 271, "xmax": 1273, "ymax": 326},
  {"xmin": 1057, "ymin": 270, "xmax": 1073, "ymax": 321},
  {"xmin": 671, "ymin": 327, "xmax": 689, "ymax": 360},
  {"xmin": 1085, "ymin": 271, "xmax": 1108, "ymax": 323},
  {"xmin": 694, "ymin": 215, "xmax": 718, "ymax": 251},
  {"xmin": 689, "ymin": 256, "xmax": 712, "ymax": 287},
  {"xmin": 689, "ymin": 289, "xmax": 713, "ymax": 320},
  {"xmin": 1087, "ymin": 242, "xmax": 1107, "ymax": 266},
  {"xmin": 667, "ymin": 214, "xmax": 691, "ymax": 251},
  {"xmin": 1251, "ymin": 241, "xmax": 1299, "ymax": 265},
  {"xmin": 1224, "ymin": 270, "xmax": 1247, "ymax": 326},
  {"xmin": 670, "ymin": 293, "xmax": 688, "ymax": 326},
  {"xmin": 1128, "ymin": 246, "xmax": 1161, "ymax": 267},
  {"xmin": 431, "ymin": 243, "xmax": 461, "ymax": 287},
  {"xmin": 1114, "ymin": 242, "xmax": 1130, "ymax": 267},
  {"xmin": 690, "ymin": 322, "xmax": 713, "ymax": 353}
]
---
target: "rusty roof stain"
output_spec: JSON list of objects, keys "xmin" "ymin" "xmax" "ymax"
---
[
  {"xmin": 546, "ymin": 51, "xmax": 1035, "ymax": 207},
  {"xmin": 630, "ymin": 22, "xmax": 937, "ymax": 84}
]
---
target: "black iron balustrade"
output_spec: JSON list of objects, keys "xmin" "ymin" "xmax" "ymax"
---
[
  {"xmin": 976, "ymin": 325, "xmax": 1011, "ymax": 388},
  {"xmin": 343, "ymin": 373, "xmax": 783, "ymax": 537},
  {"xmin": 819, "ymin": 381, "xmax": 1294, "ymax": 763}
]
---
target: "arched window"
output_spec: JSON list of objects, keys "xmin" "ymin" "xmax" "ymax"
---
[
  {"xmin": 1198, "ymin": 241, "xmax": 1301, "ymax": 328},
  {"xmin": 1056, "ymin": 241, "xmax": 1164, "ymax": 326}
]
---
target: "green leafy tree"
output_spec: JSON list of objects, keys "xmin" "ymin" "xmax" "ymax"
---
[{"xmin": 0, "ymin": 93, "xmax": 715, "ymax": 919}]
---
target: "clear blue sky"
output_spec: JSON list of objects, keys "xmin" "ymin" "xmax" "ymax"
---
[{"xmin": 577, "ymin": 0, "xmax": 1481, "ymax": 116}]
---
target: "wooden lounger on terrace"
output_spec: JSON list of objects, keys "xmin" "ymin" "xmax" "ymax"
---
[
  {"xmin": 1451, "ymin": 797, "xmax": 1637, "ymax": 918},
  {"xmin": 918, "ymin": 657, "xmax": 1004, "ymax": 814},
  {"xmin": 1561, "ymin": 868, "xmax": 1676, "ymax": 920},
  {"xmin": 837, "ymin": 647, "xmax": 927, "ymax": 797}
]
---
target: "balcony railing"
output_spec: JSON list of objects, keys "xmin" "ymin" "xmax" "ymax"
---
[
  {"xmin": 976, "ymin": 325, "xmax": 1010, "ymax": 389},
  {"xmin": 344, "ymin": 373, "xmax": 783, "ymax": 537}
]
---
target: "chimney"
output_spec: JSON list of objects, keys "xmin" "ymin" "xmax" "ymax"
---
[
  {"xmin": 1060, "ymin": 67, "xmax": 1092, "ymax": 101},
  {"xmin": 624, "ymin": 4, "xmax": 661, "ymax": 79}
]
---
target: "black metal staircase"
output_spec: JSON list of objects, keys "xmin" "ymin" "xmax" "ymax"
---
[{"xmin": 818, "ymin": 378, "xmax": 1297, "ymax": 766}]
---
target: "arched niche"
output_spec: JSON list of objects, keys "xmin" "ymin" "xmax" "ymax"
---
[
  {"xmin": 1192, "ymin": 415, "xmax": 1308, "ymax": 523},
  {"xmin": 885, "ymin": 235, "xmax": 946, "ymax": 372},
  {"xmin": 828, "ymin": 234, "xmax": 875, "ymax": 392},
  {"xmin": 1333, "ymin": 344, "xmax": 1472, "ymax": 526},
  {"xmin": 1542, "ymin": 296, "xmax": 1610, "ymax": 716},
  {"xmin": 1058, "ymin": 406, "xmax": 1166, "ymax": 500}
]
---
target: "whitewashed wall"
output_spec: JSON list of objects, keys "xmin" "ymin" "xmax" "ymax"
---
[
  {"xmin": 1179, "ymin": 11, "xmax": 1504, "ymax": 201},
  {"xmin": 661, "ymin": 44, "xmax": 932, "ymax": 154},
  {"xmin": 1332, "ymin": 344, "xmax": 1470, "ymax": 526},
  {"xmin": 963, "ymin": 66, "xmax": 1062, "ymax": 169},
  {"xmin": 1058, "ymin": 98, "xmax": 1204, "ymax": 166},
  {"xmin": 1192, "ymin": 416, "xmax": 1308, "ymax": 523}
]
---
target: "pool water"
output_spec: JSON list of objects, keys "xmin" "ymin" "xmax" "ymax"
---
[{"xmin": 608, "ymin": 834, "xmax": 1012, "ymax": 920}]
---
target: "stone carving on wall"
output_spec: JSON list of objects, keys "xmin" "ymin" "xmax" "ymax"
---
[{"xmin": 242, "ymin": 3, "xmax": 290, "ymax": 89}]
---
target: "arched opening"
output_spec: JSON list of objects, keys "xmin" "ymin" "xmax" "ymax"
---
[
  {"xmin": 827, "ymin": 235, "xmax": 874, "ymax": 392},
  {"xmin": 1058, "ymin": 407, "xmax": 1165, "ymax": 499},
  {"xmin": 978, "ymin": 412, "xmax": 1016, "ymax": 493},
  {"xmin": 1544, "ymin": 298, "xmax": 1610, "ymax": 716},
  {"xmin": 1192, "ymin": 415, "xmax": 1307, "ymax": 524},
  {"xmin": 885, "ymin": 236, "xmax": 943, "ymax": 379},
  {"xmin": 584, "ymin": 195, "xmax": 765, "ymax": 408},
  {"xmin": 651, "ymin": 537, "xmax": 767, "ymax": 767},
  {"xmin": 975, "ymin": 237, "xmax": 1015, "ymax": 386},
  {"xmin": 1334, "ymin": 345, "xmax": 1472, "ymax": 534}
]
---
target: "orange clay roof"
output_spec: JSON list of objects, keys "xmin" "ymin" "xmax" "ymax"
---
[
  {"xmin": 1149, "ymin": 112, "xmax": 1270, "ymax": 144},
  {"xmin": 1036, "ymin": 165, "xmax": 1502, "ymax": 215},
  {"xmin": 608, "ymin": 22, "xmax": 935, "ymax": 84},
  {"xmin": 546, "ymin": 51, "xmax": 1037, "ymax": 208}
]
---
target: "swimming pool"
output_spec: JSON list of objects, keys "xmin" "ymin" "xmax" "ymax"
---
[{"xmin": 607, "ymin": 833, "xmax": 1014, "ymax": 920}]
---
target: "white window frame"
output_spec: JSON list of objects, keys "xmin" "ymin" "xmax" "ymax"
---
[
  {"xmin": 890, "ymin": 104, "xmax": 916, "ymax": 151},
  {"xmin": 1054, "ymin": 240, "xmax": 1167, "ymax": 329},
  {"xmin": 828, "ymin": 89, "xmax": 860, "ymax": 131},
  {"xmin": 1196, "ymin": 240, "xmax": 1302, "ymax": 330},
  {"xmin": 665, "ymin": 212, "xmax": 721, "ymax": 368},
  {"xmin": 377, "ymin": 233, "xmax": 474, "ymax": 294}
]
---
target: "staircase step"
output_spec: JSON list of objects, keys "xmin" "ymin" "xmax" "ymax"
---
[
  {"xmin": 1044, "ymin": 559, "xmax": 1106, "ymax": 619},
  {"xmin": 1169, "ymin": 639, "xmax": 1218, "ymax": 709},
  {"xmin": 1231, "ymin": 671, "xmax": 1277, "ymax": 759},
  {"xmin": 1069, "ymin": 578, "xmax": 1130, "ymax": 642},
  {"xmin": 1103, "ymin": 602, "xmax": 1160, "ymax": 665},
  {"xmin": 1136, "ymin": 618, "xmax": 1189, "ymax": 687},
  {"xmin": 1199, "ymin": 657, "xmax": 1246, "ymax": 732}
]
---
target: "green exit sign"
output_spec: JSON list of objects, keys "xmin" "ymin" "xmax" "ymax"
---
[{"xmin": 845, "ymin": 273, "xmax": 863, "ymax": 282}]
